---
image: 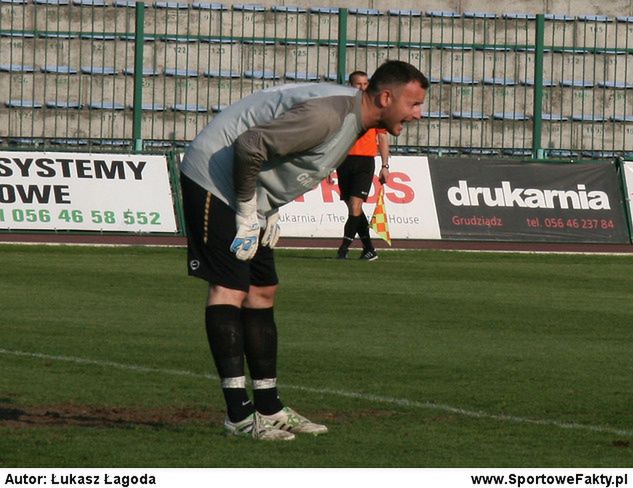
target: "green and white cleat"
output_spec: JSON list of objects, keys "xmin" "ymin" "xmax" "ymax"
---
[
  {"xmin": 224, "ymin": 412, "xmax": 296, "ymax": 441},
  {"xmin": 258, "ymin": 407, "xmax": 329, "ymax": 436}
]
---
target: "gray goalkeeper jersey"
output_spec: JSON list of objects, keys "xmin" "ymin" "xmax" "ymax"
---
[{"xmin": 180, "ymin": 83, "xmax": 364, "ymax": 220}]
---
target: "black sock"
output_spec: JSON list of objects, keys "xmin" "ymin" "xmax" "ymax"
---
[
  {"xmin": 340, "ymin": 214, "xmax": 362, "ymax": 250},
  {"xmin": 206, "ymin": 305, "xmax": 254, "ymax": 422},
  {"xmin": 357, "ymin": 214, "xmax": 373, "ymax": 252},
  {"xmin": 242, "ymin": 307, "xmax": 284, "ymax": 415}
]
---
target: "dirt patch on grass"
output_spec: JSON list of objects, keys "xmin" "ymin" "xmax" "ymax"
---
[{"xmin": 0, "ymin": 402, "xmax": 224, "ymax": 429}]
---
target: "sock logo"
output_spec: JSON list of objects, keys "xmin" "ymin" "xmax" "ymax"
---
[{"xmin": 189, "ymin": 259, "xmax": 200, "ymax": 271}]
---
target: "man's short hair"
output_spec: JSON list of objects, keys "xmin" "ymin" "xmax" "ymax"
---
[
  {"xmin": 348, "ymin": 70, "xmax": 368, "ymax": 84},
  {"xmin": 367, "ymin": 60, "xmax": 429, "ymax": 94}
]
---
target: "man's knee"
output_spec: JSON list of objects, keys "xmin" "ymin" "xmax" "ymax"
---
[
  {"xmin": 208, "ymin": 285, "xmax": 248, "ymax": 307},
  {"xmin": 244, "ymin": 285, "xmax": 277, "ymax": 308}
]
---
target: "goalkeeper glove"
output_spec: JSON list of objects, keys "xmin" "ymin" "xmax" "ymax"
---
[
  {"xmin": 230, "ymin": 195, "xmax": 260, "ymax": 261},
  {"xmin": 261, "ymin": 210, "xmax": 280, "ymax": 248}
]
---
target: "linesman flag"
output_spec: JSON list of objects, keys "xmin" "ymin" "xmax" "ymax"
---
[{"xmin": 370, "ymin": 185, "xmax": 392, "ymax": 246}]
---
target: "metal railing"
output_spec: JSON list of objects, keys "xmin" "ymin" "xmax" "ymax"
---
[{"xmin": 1, "ymin": 2, "xmax": 632, "ymax": 158}]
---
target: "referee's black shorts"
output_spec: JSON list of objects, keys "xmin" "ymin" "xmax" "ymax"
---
[
  {"xmin": 336, "ymin": 155, "xmax": 376, "ymax": 202},
  {"xmin": 180, "ymin": 173, "xmax": 278, "ymax": 292}
]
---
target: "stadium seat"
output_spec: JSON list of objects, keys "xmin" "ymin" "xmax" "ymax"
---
[
  {"xmin": 427, "ymin": 11, "xmax": 461, "ymax": 17},
  {"xmin": 0, "ymin": 64, "xmax": 35, "ymax": 72},
  {"xmin": 271, "ymin": 5, "xmax": 306, "ymax": 13},
  {"xmin": 616, "ymin": 16, "xmax": 633, "ymax": 23},
  {"xmin": 139, "ymin": 103, "xmax": 166, "ymax": 111},
  {"xmin": 80, "ymin": 34, "xmax": 116, "ymax": 40},
  {"xmin": 610, "ymin": 115, "xmax": 633, "ymax": 122},
  {"xmin": 492, "ymin": 112, "xmax": 530, "ymax": 121},
  {"xmin": 87, "ymin": 101, "xmax": 125, "ymax": 110},
  {"xmin": 442, "ymin": 76, "xmax": 478, "ymax": 85},
  {"xmin": 461, "ymin": 148, "xmax": 499, "ymax": 155},
  {"xmin": 542, "ymin": 113, "xmax": 569, "ymax": 121},
  {"xmin": 123, "ymin": 67, "xmax": 161, "ymax": 76},
  {"xmin": 211, "ymin": 104, "xmax": 227, "ymax": 112},
  {"xmin": 164, "ymin": 68, "xmax": 199, "ymax": 77},
  {"xmin": 72, "ymin": 0, "xmax": 107, "ymax": 6},
  {"xmin": 0, "ymin": 0, "xmax": 28, "ymax": 4},
  {"xmin": 423, "ymin": 111, "xmax": 450, "ymax": 118},
  {"xmin": 581, "ymin": 150, "xmax": 618, "ymax": 158},
  {"xmin": 349, "ymin": 7, "xmax": 381, "ymax": 15},
  {"xmin": 483, "ymin": 77, "xmax": 517, "ymax": 86},
  {"xmin": 324, "ymin": 73, "xmax": 338, "ymax": 82},
  {"xmin": 6, "ymin": 99, "xmax": 43, "ymax": 108},
  {"xmin": 543, "ymin": 14, "xmax": 575, "ymax": 21},
  {"xmin": 598, "ymin": 81, "xmax": 633, "ymax": 89},
  {"xmin": 426, "ymin": 147, "xmax": 459, "ymax": 154},
  {"xmin": 204, "ymin": 69, "xmax": 241, "ymax": 78},
  {"xmin": 284, "ymin": 71, "xmax": 320, "ymax": 81},
  {"xmin": 502, "ymin": 148, "xmax": 532, "ymax": 156},
  {"xmin": 387, "ymin": 9, "xmax": 422, "ymax": 16},
  {"xmin": 0, "ymin": 31, "xmax": 34, "ymax": 38},
  {"xmin": 46, "ymin": 100, "xmax": 82, "ymax": 109},
  {"xmin": 451, "ymin": 111, "xmax": 488, "ymax": 119},
  {"xmin": 309, "ymin": 7, "xmax": 339, "ymax": 14},
  {"xmin": 51, "ymin": 138, "xmax": 89, "ymax": 145},
  {"xmin": 94, "ymin": 139, "xmax": 130, "ymax": 147},
  {"xmin": 232, "ymin": 4, "xmax": 266, "ymax": 11},
  {"xmin": 577, "ymin": 15, "xmax": 610, "ymax": 22},
  {"xmin": 553, "ymin": 47, "xmax": 590, "ymax": 54},
  {"xmin": 113, "ymin": 0, "xmax": 135, "ymax": 6},
  {"xmin": 464, "ymin": 12, "xmax": 497, "ymax": 19},
  {"xmin": 441, "ymin": 45, "xmax": 475, "ymax": 51},
  {"xmin": 571, "ymin": 114, "xmax": 607, "ymax": 122},
  {"xmin": 243, "ymin": 70, "xmax": 280, "ymax": 80},
  {"xmin": 522, "ymin": 79, "xmax": 557, "ymax": 87},
  {"xmin": 39, "ymin": 33, "xmax": 78, "ymax": 39},
  {"xmin": 279, "ymin": 40, "xmax": 317, "ymax": 46},
  {"xmin": 201, "ymin": 38, "xmax": 237, "ymax": 45},
  {"xmin": 192, "ymin": 3, "xmax": 228, "ymax": 10},
  {"xmin": 9, "ymin": 137, "xmax": 45, "ymax": 145},
  {"xmin": 163, "ymin": 36, "xmax": 197, "ymax": 43},
  {"xmin": 547, "ymin": 149, "xmax": 579, "ymax": 158},
  {"xmin": 171, "ymin": 103, "xmax": 207, "ymax": 112},
  {"xmin": 41, "ymin": 65, "xmax": 78, "ymax": 74},
  {"xmin": 33, "ymin": 0, "xmax": 69, "ymax": 4},
  {"xmin": 242, "ymin": 39, "xmax": 276, "ymax": 45},
  {"xmin": 503, "ymin": 13, "xmax": 536, "ymax": 20},
  {"xmin": 154, "ymin": 2, "xmax": 189, "ymax": 9},
  {"xmin": 144, "ymin": 140, "xmax": 173, "ymax": 148},
  {"xmin": 81, "ymin": 66, "xmax": 118, "ymax": 75}
]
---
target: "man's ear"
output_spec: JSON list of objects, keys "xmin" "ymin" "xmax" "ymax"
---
[{"xmin": 378, "ymin": 89, "xmax": 391, "ymax": 108}]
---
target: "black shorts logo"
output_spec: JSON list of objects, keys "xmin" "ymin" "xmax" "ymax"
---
[{"xmin": 189, "ymin": 259, "xmax": 200, "ymax": 271}]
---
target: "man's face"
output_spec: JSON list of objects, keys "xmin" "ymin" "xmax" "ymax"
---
[
  {"xmin": 350, "ymin": 75, "xmax": 369, "ymax": 91},
  {"xmin": 379, "ymin": 81, "xmax": 426, "ymax": 136}
]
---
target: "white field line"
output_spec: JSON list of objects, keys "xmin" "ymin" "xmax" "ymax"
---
[{"xmin": 2, "ymin": 348, "xmax": 632, "ymax": 438}]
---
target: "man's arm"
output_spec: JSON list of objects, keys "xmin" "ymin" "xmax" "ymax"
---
[
  {"xmin": 233, "ymin": 101, "xmax": 343, "ymax": 202},
  {"xmin": 377, "ymin": 131, "xmax": 390, "ymax": 184}
]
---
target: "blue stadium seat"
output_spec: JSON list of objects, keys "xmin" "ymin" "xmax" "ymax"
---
[
  {"xmin": 72, "ymin": 0, "xmax": 106, "ymax": 6},
  {"xmin": 610, "ymin": 115, "xmax": 633, "ymax": 122},
  {"xmin": 46, "ymin": 100, "xmax": 82, "ymax": 109},
  {"xmin": 154, "ymin": 2, "xmax": 190, "ymax": 9},
  {"xmin": 571, "ymin": 114, "xmax": 607, "ymax": 122},
  {"xmin": 41, "ymin": 65, "xmax": 78, "ymax": 74},
  {"xmin": 461, "ymin": 148, "xmax": 499, "ymax": 155},
  {"xmin": 581, "ymin": 150, "xmax": 618, "ymax": 158},
  {"xmin": 284, "ymin": 71, "xmax": 320, "ymax": 81},
  {"xmin": 279, "ymin": 40, "xmax": 316, "ymax": 46},
  {"xmin": 349, "ymin": 7, "xmax": 381, "ymax": 15},
  {"xmin": 387, "ymin": 9, "xmax": 421, "ymax": 16},
  {"xmin": 163, "ymin": 36, "xmax": 196, "ymax": 43},
  {"xmin": 243, "ymin": 70, "xmax": 280, "ymax": 80},
  {"xmin": 427, "ymin": 11, "xmax": 461, "ymax": 18},
  {"xmin": 9, "ymin": 137, "xmax": 45, "ymax": 145},
  {"xmin": 144, "ymin": 140, "xmax": 173, "ymax": 148},
  {"xmin": 211, "ymin": 104, "xmax": 227, "ymax": 112},
  {"xmin": 123, "ymin": 67, "xmax": 161, "ymax": 76},
  {"xmin": 39, "ymin": 33, "xmax": 78, "ymax": 39},
  {"xmin": 0, "ymin": 0, "xmax": 28, "ymax": 4},
  {"xmin": 80, "ymin": 34, "xmax": 116, "ymax": 40},
  {"xmin": 426, "ymin": 147, "xmax": 459, "ymax": 154},
  {"xmin": 139, "ymin": 103, "xmax": 166, "ymax": 111},
  {"xmin": 271, "ymin": 5, "xmax": 306, "ymax": 13},
  {"xmin": 544, "ymin": 14, "xmax": 575, "ymax": 21},
  {"xmin": 6, "ymin": 99, "xmax": 43, "ymax": 108},
  {"xmin": 33, "ymin": 0, "xmax": 69, "ymax": 4},
  {"xmin": 0, "ymin": 64, "xmax": 35, "ymax": 72},
  {"xmin": 451, "ymin": 111, "xmax": 488, "ymax": 120},
  {"xmin": 561, "ymin": 80, "xmax": 594, "ymax": 88},
  {"xmin": 442, "ymin": 76, "xmax": 478, "ymax": 85},
  {"xmin": 192, "ymin": 3, "xmax": 228, "ymax": 10},
  {"xmin": 553, "ymin": 47, "xmax": 590, "ymax": 54},
  {"xmin": 547, "ymin": 149, "xmax": 579, "ymax": 158},
  {"xmin": 310, "ymin": 7, "xmax": 339, "ymax": 14},
  {"xmin": 164, "ymin": 68, "xmax": 199, "ymax": 77},
  {"xmin": 542, "ymin": 113, "xmax": 569, "ymax": 121},
  {"xmin": 493, "ymin": 112, "xmax": 529, "ymax": 121},
  {"xmin": 232, "ymin": 4, "xmax": 266, "ymax": 12},
  {"xmin": 51, "ymin": 138, "xmax": 89, "ymax": 145},
  {"xmin": 423, "ymin": 111, "xmax": 450, "ymax": 119},
  {"xmin": 81, "ymin": 66, "xmax": 118, "ymax": 75},
  {"xmin": 502, "ymin": 148, "xmax": 532, "ymax": 156},
  {"xmin": 88, "ymin": 101, "xmax": 125, "ymax": 110},
  {"xmin": 204, "ymin": 69, "xmax": 241, "ymax": 78},
  {"xmin": 95, "ymin": 139, "xmax": 130, "ymax": 147},
  {"xmin": 483, "ymin": 77, "xmax": 517, "ymax": 86},
  {"xmin": 577, "ymin": 15, "xmax": 610, "ymax": 22},
  {"xmin": 0, "ymin": 31, "xmax": 35, "ymax": 38},
  {"xmin": 113, "ymin": 0, "xmax": 135, "ymax": 6},
  {"xmin": 503, "ymin": 13, "xmax": 536, "ymax": 20},
  {"xmin": 616, "ymin": 16, "xmax": 633, "ymax": 23},
  {"xmin": 464, "ymin": 12, "xmax": 497, "ymax": 19},
  {"xmin": 522, "ymin": 79, "xmax": 557, "ymax": 87},
  {"xmin": 242, "ymin": 39, "xmax": 276, "ymax": 45},
  {"xmin": 441, "ymin": 45, "xmax": 474, "ymax": 51},
  {"xmin": 171, "ymin": 103, "xmax": 207, "ymax": 112},
  {"xmin": 598, "ymin": 81, "xmax": 633, "ymax": 89},
  {"xmin": 202, "ymin": 38, "xmax": 238, "ymax": 44}
]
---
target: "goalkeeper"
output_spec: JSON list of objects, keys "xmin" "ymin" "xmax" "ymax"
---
[{"xmin": 180, "ymin": 60, "xmax": 429, "ymax": 441}]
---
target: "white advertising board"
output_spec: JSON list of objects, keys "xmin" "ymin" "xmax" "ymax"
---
[
  {"xmin": 0, "ymin": 152, "xmax": 178, "ymax": 233},
  {"xmin": 278, "ymin": 156, "xmax": 441, "ymax": 239},
  {"xmin": 623, "ymin": 162, "xmax": 633, "ymax": 241}
]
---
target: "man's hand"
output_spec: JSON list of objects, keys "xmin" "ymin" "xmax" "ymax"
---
[
  {"xmin": 261, "ymin": 210, "xmax": 281, "ymax": 248},
  {"xmin": 379, "ymin": 166, "xmax": 390, "ymax": 184},
  {"xmin": 230, "ymin": 195, "xmax": 260, "ymax": 261}
]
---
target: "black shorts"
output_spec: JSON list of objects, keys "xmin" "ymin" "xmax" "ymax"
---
[
  {"xmin": 336, "ymin": 155, "xmax": 376, "ymax": 202},
  {"xmin": 180, "ymin": 173, "xmax": 279, "ymax": 292}
]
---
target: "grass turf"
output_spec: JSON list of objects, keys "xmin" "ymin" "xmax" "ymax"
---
[{"xmin": 1, "ymin": 244, "xmax": 632, "ymax": 467}]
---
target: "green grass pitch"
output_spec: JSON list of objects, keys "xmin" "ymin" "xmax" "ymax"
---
[{"xmin": 1, "ymin": 244, "xmax": 632, "ymax": 467}]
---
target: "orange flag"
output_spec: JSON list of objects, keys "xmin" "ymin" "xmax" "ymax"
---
[{"xmin": 370, "ymin": 186, "xmax": 392, "ymax": 246}]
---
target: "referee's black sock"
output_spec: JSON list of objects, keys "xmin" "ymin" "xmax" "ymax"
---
[
  {"xmin": 340, "ymin": 214, "xmax": 362, "ymax": 250},
  {"xmin": 242, "ymin": 307, "xmax": 284, "ymax": 415},
  {"xmin": 357, "ymin": 214, "xmax": 374, "ymax": 252},
  {"xmin": 205, "ymin": 305, "xmax": 254, "ymax": 423}
]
